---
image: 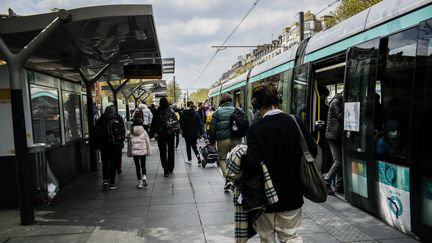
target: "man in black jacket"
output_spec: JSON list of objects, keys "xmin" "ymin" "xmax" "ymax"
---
[
  {"xmin": 94, "ymin": 105, "xmax": 125, "ymax": 190},
  {"xmin": 324, "ymin": 92, "xmax": 344, "ymax": 195},
  {"xmin": 244, "ymin": 85, "xmax": 317, "ymax": 242}
]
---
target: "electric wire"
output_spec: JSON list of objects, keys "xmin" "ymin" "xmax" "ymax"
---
[{"xmin": 188, "ymin": 0, "xmax": 260, "ymax": 89}]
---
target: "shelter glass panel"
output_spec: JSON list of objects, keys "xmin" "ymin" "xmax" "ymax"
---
[
  {"xmin": 30, "ymin": 85, "xmax": 61, "ymax": 145},
  {"xmin": 82, "ymin": 95, "xmax": 89, "ymax": 137},
  {"xmin": 62, "ymin": 91, "xmax": 82, "ymax": 142}
]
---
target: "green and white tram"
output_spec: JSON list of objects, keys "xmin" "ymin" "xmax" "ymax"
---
[{"xmin": 209, "ymin": 0, "xmax": 432, "ymax": 240}]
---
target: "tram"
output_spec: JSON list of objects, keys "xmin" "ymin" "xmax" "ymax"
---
[{"xmin": 208, "ymin": 0, "xmax": 432, "ymax": 240}]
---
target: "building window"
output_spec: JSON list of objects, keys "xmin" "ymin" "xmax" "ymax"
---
[{"xmin": 30, "ymin": 85, "xmax": 61, "ymax": 145}]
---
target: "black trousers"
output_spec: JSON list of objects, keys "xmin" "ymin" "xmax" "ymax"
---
[
  {"xmin": 133, "ymin": 155, "xmax": 147, "ymax": 180},
  {"xmin": 184, "ymin": 136, "xmax": 199, "ymax": 161},
  {"xmin": 157, "ymin": 133, "xmax": 175, "ymax": 173},
  {"xmin": 101, "ymin": 147, "xmax": 122, "ymax": 185},
  {"xmin": 175, "ymin": 131, "xmax": 180, "ymax": 148}
]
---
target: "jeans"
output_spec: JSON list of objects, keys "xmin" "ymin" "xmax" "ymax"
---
[
  {"xmin": 184, "ymin": 136, "xmax": 199, "ymax": 161},
  {"xmin": 325, "ymin": 139, "xmax": 343, "ymax": 187},
  {"xmin": 157, "ymin": 133, "xmax": 175, "ymax": 173},
  {"xmin": 133, "ymin": 155, "xmax": 146, "ymax": 180}
]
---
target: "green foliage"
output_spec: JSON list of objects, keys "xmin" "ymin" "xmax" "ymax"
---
[
  {"xmin": 167, "ymin": 80, "xmax": 182, "ymax": 104},
  {"xmin": 188, "ymin": 88, "xmax": 210, "ymax": 104},
  {"xmin": 329, "ymin": 0, "xmax": 382, "ymax": 26}
]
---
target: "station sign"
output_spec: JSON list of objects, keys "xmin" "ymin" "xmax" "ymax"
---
[{"xmin": 123, "ymin": 64, "xmax": 162, "ymax": 79}]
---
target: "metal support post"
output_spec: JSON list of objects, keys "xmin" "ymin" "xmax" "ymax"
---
[
  {"xmin": 299, "ymin": 11, "xmax": 305, "ymax": 41},
  {"xmin": 79, "ymin": 64, "xmax": 112, "ymax": 172},
  {"xmin": 107, "ymin": 79, "xmax": 130, "ymax": 113},
  {"xmin": 0, "ymin": 10, "xmax": 70, "ymax": 225}
]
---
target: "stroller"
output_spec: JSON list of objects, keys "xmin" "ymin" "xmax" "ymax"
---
[{"xmin": 199, "ymin": 143, "xmax": 219, "ymax": 168}]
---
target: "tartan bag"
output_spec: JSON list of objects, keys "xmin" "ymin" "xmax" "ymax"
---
[{"xmin": 289, "ymin": 114, "xmax": 327, "ymax": 203}]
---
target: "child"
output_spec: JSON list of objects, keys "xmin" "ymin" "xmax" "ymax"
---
[{"xmin": 130, "ymin": 111, "xmax": 151, "ymax": 188}]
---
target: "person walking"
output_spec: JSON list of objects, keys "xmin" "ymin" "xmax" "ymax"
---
[
  {"xmin": 205, "ymin": 106, "xmax": 215, "ymax": 136},
  {"xmin": 94, "ymin": 105, "xmax": 125, "ymax": 190},
  {"xmin": 129, "ymin": 110, "xmax": 151, "ymax": 188},
  {"xmin": 324, "ymin": 92, "xmax": 344, "ymax": 195},
  {"xmin": 139, "ymin": 103, "xmax": 153, "ymax": 133},
  {"xmin": 244, "ymin": 85, "xmax": 317, "ymax": 242},
  {"xmin": 173, "ymin": 105, "xmax": 181, "ymax": 151},
  {"xmin": 150, "ymin": 97, "xmax": 179, "ymax": 177},
  {"xmin": 198, "ymin": 102, "xmax": 207, "ymax": 139},
  {"xmin": 180, "ymin": 101, "xmax": 203, "ymax": 165},
  {"xmin": 209, "ymin": 93, "xmax": 242, "ymax": 191}
]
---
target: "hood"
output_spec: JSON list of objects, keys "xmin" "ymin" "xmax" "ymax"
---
[
  {"xmin": 184, "ymin": 108, "xmax": 196, "ymax": 116},
  {"xmin": 139, "ymin": 104, "xmax": 147, "ymax": 110},
  {"xmin": 132, "ymin": 125, "xmax": 145, "ymax": 135}
]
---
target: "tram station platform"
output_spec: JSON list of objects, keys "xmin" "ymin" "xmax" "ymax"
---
[{"xmin": 0, "ymin": 139, "xmax": 421, "ymax": 243}]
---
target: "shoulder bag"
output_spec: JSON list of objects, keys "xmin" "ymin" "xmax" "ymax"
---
[{"xmin": 289, "ymin": 114, "xmax": 327, "ymax": 203}]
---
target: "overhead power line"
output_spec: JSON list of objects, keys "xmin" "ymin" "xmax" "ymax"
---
[{"xmin": 188, "ymin": 0, "xmax": 260, "ymax": 89}]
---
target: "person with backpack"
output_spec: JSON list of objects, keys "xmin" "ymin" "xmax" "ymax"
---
[
  {"xmin": 150, "ymin": 97, "xmax": 179, "ymax": 177},
  {"xmin": 209, "ymin": 93, "xmax": 248, "ymax": 191},
  {"xmin": 129, "ymin": 110, "xmax": 151, "ymax": 188},
  {"xmin": 180, "ymin": 101, "xmax": 203, "ymax": 165},
  {"xmin": 94, "ymin": 105, "xmax": 125, "ymax": 190}
]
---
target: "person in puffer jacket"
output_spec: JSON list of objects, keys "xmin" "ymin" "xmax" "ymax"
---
[
  {"xmin": 139, "ymin": 103, "xmax": 153, "ymax": 133},
  {"xmin": 130, "ymin": 111, "xmax": 151, "ymax": 188}
]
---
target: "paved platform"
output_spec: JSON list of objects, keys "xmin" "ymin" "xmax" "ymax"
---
[{"xmin": 0, "ymin": 139, "xmax": 421, "ymax": 242}]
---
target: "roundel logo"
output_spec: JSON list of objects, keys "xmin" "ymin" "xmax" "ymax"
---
[{"xmin": 387, "ymin": 196, "xmax": 403, "ymax": 218}]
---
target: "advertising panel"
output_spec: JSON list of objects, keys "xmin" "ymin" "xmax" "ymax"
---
[
  {"xmin": 377, "ymin": 161, "xmax": 411, "ymax": 231},
  {"xmin": 350, "ymin": 159, "xmax": 368, "ymax": 198}
]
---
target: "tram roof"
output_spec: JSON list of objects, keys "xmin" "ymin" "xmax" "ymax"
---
[
  {"xmin": 305, "ymin": 0, "xmax": 432, "ymax": 60},
  {"xmin": 0, "ymin": 4, "xmax": 161, "ymax": 83}
]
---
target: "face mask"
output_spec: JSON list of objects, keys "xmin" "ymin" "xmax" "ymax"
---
[{"xmin": 388, "ymin": 130, "xmax": 400, "ymax": 139}]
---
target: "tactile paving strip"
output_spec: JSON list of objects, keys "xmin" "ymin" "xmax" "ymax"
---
[{"xmin": 303, "ymin": 200, "xmax": 374, "ymax": 242}]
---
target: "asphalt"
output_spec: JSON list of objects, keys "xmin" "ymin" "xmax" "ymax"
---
[{"xmin": 0, "ymin": 139, "xmax": 421, "ymax": 242}]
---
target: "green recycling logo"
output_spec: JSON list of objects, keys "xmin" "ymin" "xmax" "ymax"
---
[{"xmin": 387, "ymin": 195, "xmax": 403, "ymax": 218}]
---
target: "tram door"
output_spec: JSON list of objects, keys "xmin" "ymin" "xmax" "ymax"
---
[
  {"xmin": 342, "ymin": 38, "xmax": 380, "ymax": 214},
  {"xmin": 411, "ymin": 19, "xmax": 432, "ymax": 242}
]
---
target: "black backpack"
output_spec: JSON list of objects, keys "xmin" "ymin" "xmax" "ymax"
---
[
  {"xmin": 107, "ymin": 118, "xmax": 126, "ymax": 144},
  {"xmin": 160, "ymin": 109, "xmax": 180, "ymax": 135},
  {"xmin": 230, "ymin": 107, "xmax": 249, "ymax": 138}
]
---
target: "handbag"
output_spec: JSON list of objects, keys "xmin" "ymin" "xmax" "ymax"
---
[
  {"xmin": 127, "ymin": 136, "xmax": 132, "ymax": 158},
  {"xmin": 289, "ymin": 114, "xmax": 327, "ymax": 203}
]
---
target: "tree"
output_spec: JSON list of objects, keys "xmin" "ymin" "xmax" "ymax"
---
[
  {"xmin": 327, "ymin": 0, "xmax": 382, "ymax": 27},
  {"xmin": 188, "ymin": 88, "xmax": 210, "ymax": 104},
  {"xmin": 167, "ymin": 80, "xmax": 181, "ymax": 104}
]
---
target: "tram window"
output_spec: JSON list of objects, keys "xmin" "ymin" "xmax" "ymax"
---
[
  {"xmin": 375, "ymin": 28, "xmax": 417, "ymax": 160},
  {"xmin": 62, "ymin": 91, "xmax": 83, "ymax": 142},
  {"xmin": 292, "ymin": 65, "xmax": 308, "ymax": 120},
  {"xmin": 30, "ymin": 85, "xmax": 61, "ymax": 145}
]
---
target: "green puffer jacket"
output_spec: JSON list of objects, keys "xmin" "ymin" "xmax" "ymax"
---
[{"xmin": 209, "ymin": 102, "xmax": 235, "ymax": 144}]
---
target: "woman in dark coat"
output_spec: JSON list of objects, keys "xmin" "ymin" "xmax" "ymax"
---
[{"xmin": 180, "ymin": 101, "xmax": 203, "ymax": 165}]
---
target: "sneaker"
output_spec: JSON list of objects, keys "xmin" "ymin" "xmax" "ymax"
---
[
  {"xmin": 102, "ymin": 180, "xmax": 108, "ymax": 190},
  {"xmin": 186, "ymin": 160, "xmax": 192, "ymax": 164},
  {"xmin": 176, "ymin": 148, "xmax": 179, "ymax": 151},
  {"xmin": 137, "ymin": 180, "xmax": 144, "ymax": 188},
  {"xmin": 224, "ymin": 181, "xmax": 233, "ymax": 192},
  {"xmin": 164, "ymin": 171, "xmax": 169, "ymax": 177},
  {"xmin": 326, "ymin": 183, "xmax": 335, "ymax": 195},
  {"xmin": 197, "ymin": 156, "xmax": 202, "ymax": 165},
  {"xmin": 109, "ymin": 184, "xmax": 117, "ymax": 190},
  {"xmin": 142, "ymin": 175, "xmax": 148, "ymax": 186}
]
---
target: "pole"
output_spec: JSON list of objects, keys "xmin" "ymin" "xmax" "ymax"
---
[
  {"xmin": 299, "ymin": 11, "xmax": 304, "ymax": 41},
  {"xmin": 173, "ymin": 76, "xmax": 176, "ymax": 104}
]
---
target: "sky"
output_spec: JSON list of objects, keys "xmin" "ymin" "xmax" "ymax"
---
[{"xmin": 1, "ymin": 0, "xmax": 338, "ymax": 94}]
